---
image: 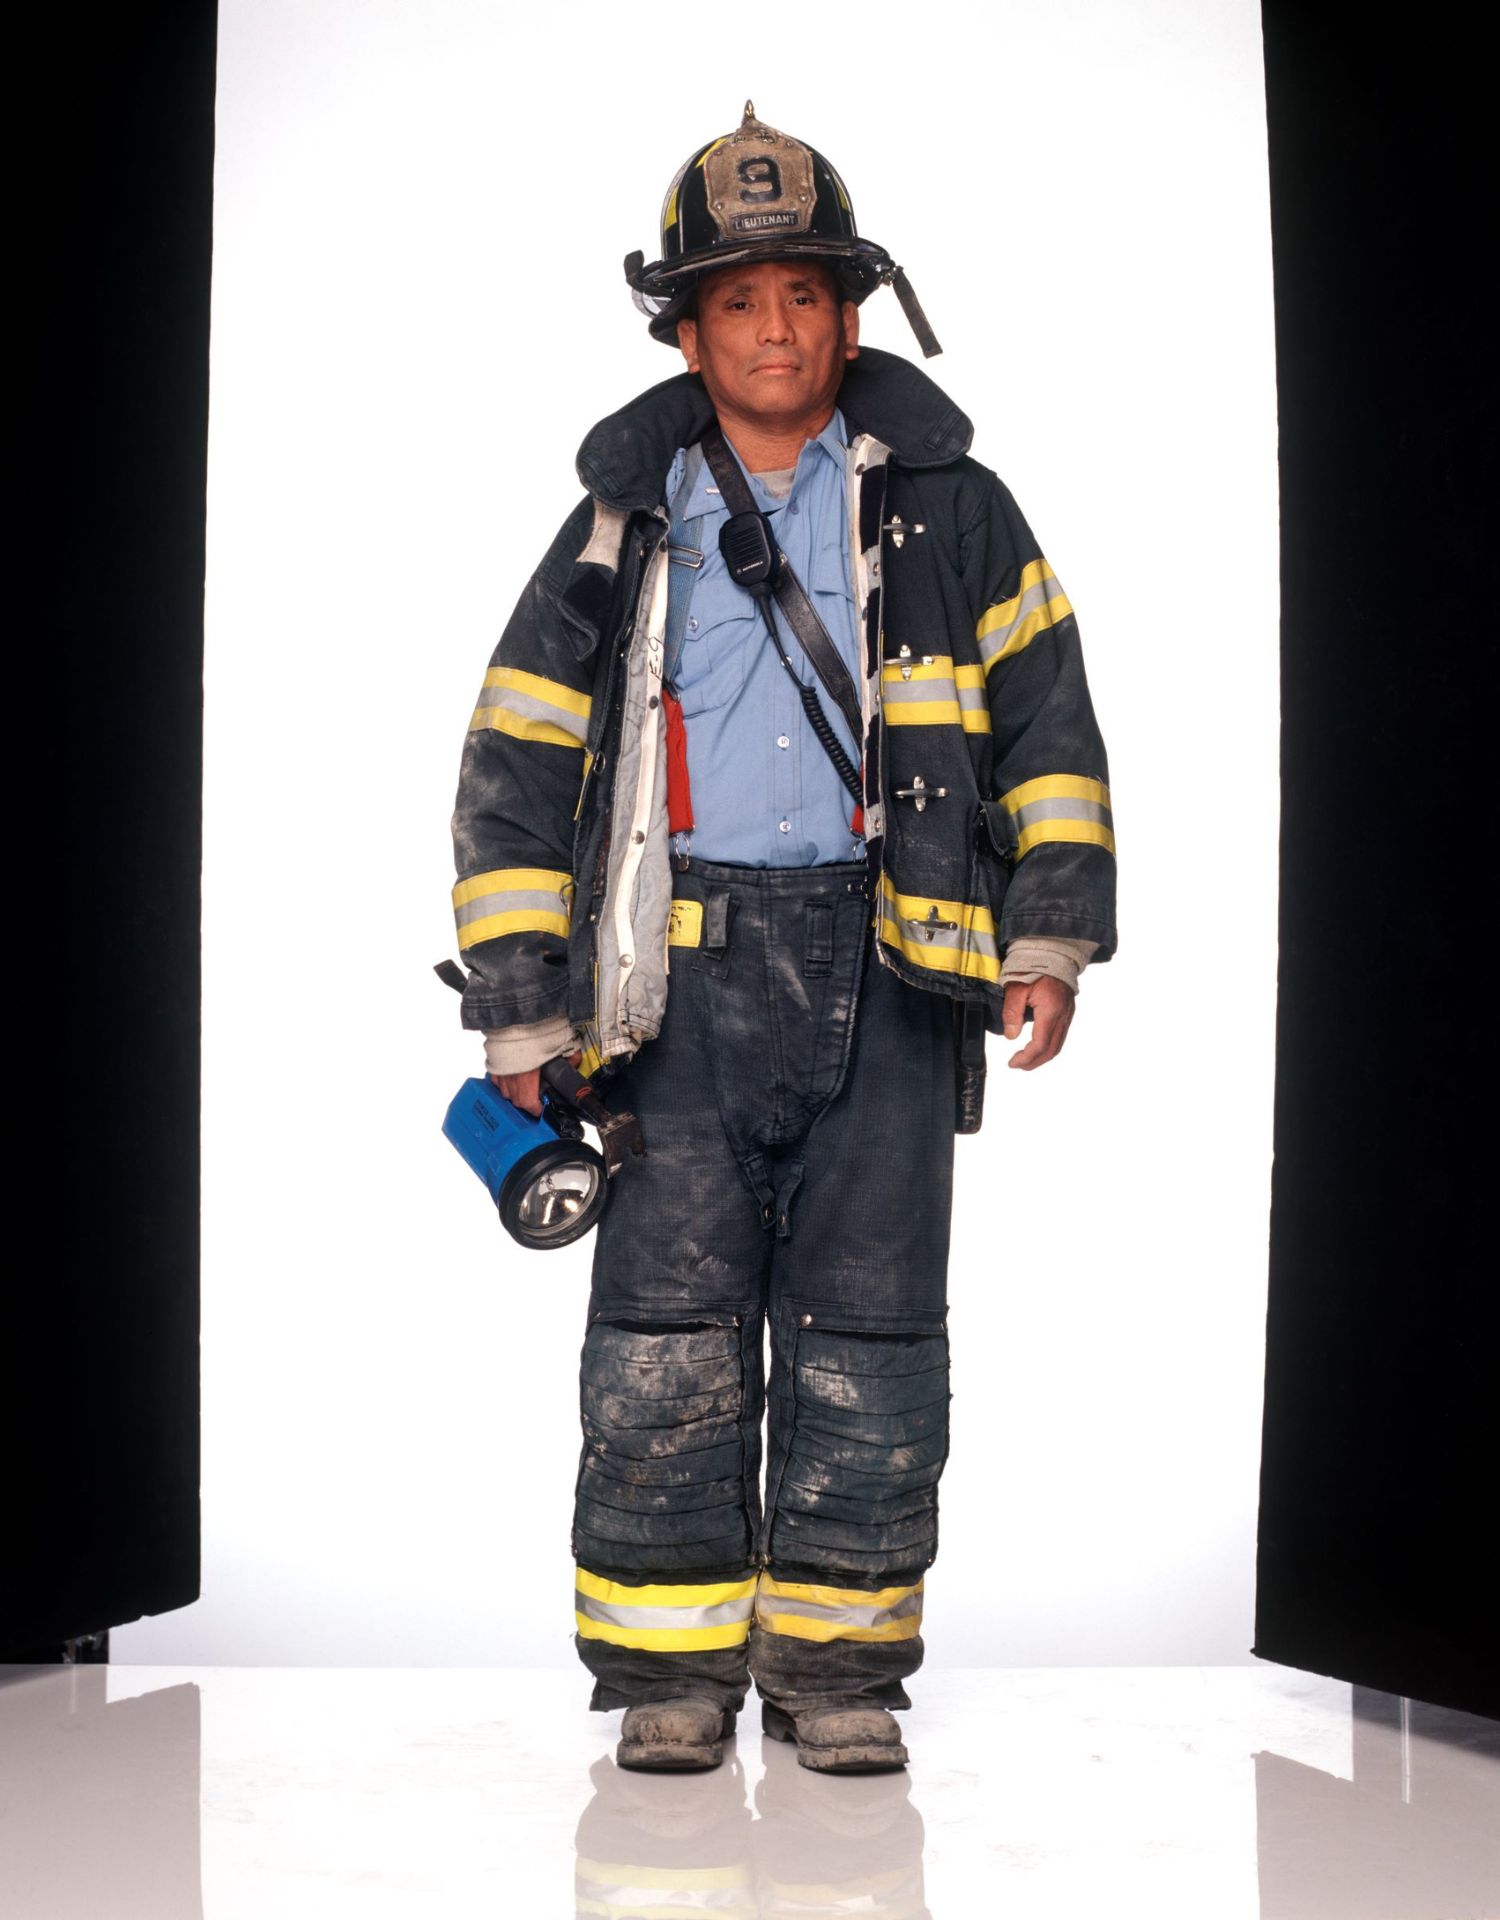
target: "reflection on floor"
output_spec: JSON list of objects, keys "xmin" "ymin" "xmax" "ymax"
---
[{"xmin": 0, "ymin": 1664, "xmax": 1495, "ymax": 1918}]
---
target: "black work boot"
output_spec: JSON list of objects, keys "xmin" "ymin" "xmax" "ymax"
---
[
  {"xmin": 761, "ymin": 1700, "xmax": 909, "ymax": 1773},
  {"xmin": 616, "ymin": 1698, "xmax": 738, "ymax": 1772}
]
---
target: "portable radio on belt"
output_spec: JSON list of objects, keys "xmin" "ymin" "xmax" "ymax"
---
[{"xmin": 435, "ymin": 961, "xmax": 646, "ymax": 1249}]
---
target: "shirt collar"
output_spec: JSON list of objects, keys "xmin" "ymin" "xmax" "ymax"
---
[{"xmin": 670, "ymin": 407, "xmax": 848, "ymax": 521}]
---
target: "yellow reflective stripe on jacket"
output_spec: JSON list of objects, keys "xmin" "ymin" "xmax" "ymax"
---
[
  {"xmin": 452, "ymin": 867, "xmax": 572, "ymax": 950},
  {"xmin": 469, "ymin": 665, "xmax": 591, "ymax": 749},
  {"xmin": 575, "ymin": 1023, "xmax": 606, "ymax": 1079},
  {"xmin": 953, "ymin": 661, "xmax": 990, "ymax": 733},
  {"xmin": 755, "ymin": 1573, "xmax": 924, "ymax": 1644},
  {"xmin": 876, "ymin": 876, "xmax": 1000, "ymax": 983},
  {"xmin": 976, "ymin": 557, "xmax": 1073, "ymax": 673},
  {"xmin": 575, "ymin": 1567, "xmax": 756, "ymax": 1651},
  {"xmin": 999, "ymin": 773, "xmax": 1115, "ymax": 858},
  {"xmin": 572, "ymin": 749, "xmax": 595, "ymax": 823},
  {"xmin": 881, "ymin": 655, "xmax": 992, "ymax": 733},
  {"xmin": 882, "ymin": 654, "xmax": 961, "ymax": 728}
]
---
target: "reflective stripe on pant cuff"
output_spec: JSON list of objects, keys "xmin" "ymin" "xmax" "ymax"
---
[
  {"xmin": 754, "ymin": 1574, "xmax": 924, "ymax": 1644},
  {"xmin": 575, "ymin": 1854, "xmax": 755, "ymax": 1916},
  {"xmin": 575, "ymin": 1567, "xmax": 757, "ymax": 1650}
]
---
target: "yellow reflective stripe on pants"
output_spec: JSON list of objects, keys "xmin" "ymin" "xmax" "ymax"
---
[
  {"xmin": 763, "ymin": 1864, "xmax": 926, "ymax": 1917},
  {"xmin": 755, "ymin": 1574, "xmax": 924, "ymax": 1644},
  {"xmin": 998, "ymin": 773, "xmax": 1115, "ymax": 858},
  {"xmin": 452, "ymin": 866, "xmax": 572, "ymax": 950},
  {"xmin": 876, "ymin": 875, "xmax": 1000, "ymax": 983},
  {"xmin": 576, "ymin": 1854, "xmax": 756, "ymax": 1920},
  {"xmin": 574, "ymin": 1567, "xmax": 757, "ymax": 1651},
  {"xmin": 469, "ymin": 665, "xmax": 591, "ymax": 748},
  {"xmin": 976, "ymin": 557, "xmax": 1073, "ymax": 673}
]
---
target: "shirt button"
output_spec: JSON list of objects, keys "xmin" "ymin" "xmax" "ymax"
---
[
  {"xmin": 777, "ymin": 734, "xmax": 790, "ymax": 749},
  {"xmin": 778, "ymin": 819, "xmax": 791, "ymax": 833},
  {"xmin": 687, "ymin": 617, "xmax": 699, "ymax": 632},
  {"xmin": 789, "ymin": 502, "xmax": 800, "ymax": 515}
]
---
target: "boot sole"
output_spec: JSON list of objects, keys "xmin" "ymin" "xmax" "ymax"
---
[
  {"xmin": 616, "ymin": 1739, "xmax": 725, "ymax": 1771},
  {"xmin": 761, "ymin": 1702, "xmax": 909, "ymax": 1773}
]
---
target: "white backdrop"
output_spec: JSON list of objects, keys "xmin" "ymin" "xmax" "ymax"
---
[{"xmin": 115, "ymin": 0, "xmax": 1280, "ymax": 1668}]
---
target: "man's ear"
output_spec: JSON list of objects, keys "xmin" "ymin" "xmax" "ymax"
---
[
  {"xmin": 677, "ymin": 317, "xmax": 700, "ymax": 374},
  {"xmin": 842, "ymin": 299, "xmax": 860, "ymax": 361}
]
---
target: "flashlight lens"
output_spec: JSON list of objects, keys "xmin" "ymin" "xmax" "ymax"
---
[{"xmin": 514, "ymin": 1157, "xmax": 604, "ymax": 1240}]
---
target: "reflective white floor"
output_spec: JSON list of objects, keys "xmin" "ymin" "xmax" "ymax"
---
[{"xmin": 1, "ymin": 1663, "xmax": 1496, "ymax": 1918}]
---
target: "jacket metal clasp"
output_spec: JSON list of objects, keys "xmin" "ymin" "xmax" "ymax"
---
[
  {"xmin": 894, "ymin": 774, "xmax": 948, "ymax": 812},
  {"xmin": 908, "ymin": 905, "xmax": 959, "ymax": 941}
]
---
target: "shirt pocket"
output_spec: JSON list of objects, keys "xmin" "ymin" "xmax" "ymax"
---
[
  {"xmin": 674, "ymin": 598, "xmax": 761, "ymax": 719},
  {"xmin": 806, "ymin": 536, "xmax": 854, "ymax": 622}
]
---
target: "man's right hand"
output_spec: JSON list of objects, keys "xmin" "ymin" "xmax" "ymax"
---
[{"xmin": 490, "ymin": 1051, "xmax": 583, "ymax": 1118}]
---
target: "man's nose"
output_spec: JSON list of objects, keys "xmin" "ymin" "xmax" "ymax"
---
[{"xmin": 757, "ymin": 305, "xmax": 794, "ymax": 344}]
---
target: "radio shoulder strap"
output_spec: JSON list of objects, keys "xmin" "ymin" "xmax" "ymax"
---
[{"xmin": 699, "ymin": 423, "xmax": 864, "ymax": 747}]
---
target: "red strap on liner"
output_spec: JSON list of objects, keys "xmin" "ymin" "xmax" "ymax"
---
[{"xmin": 663, "ymin": 686, "xmax": 694, "ymax": 834}]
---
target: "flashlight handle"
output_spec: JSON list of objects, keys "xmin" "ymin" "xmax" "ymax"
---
[
  {"xmin": 540, "ymin": 1055, "xmax": 615, "ymax": 1134},
  {"xmin": 539, "ymin": 1056, "xmax": 593, "ymax": 1105}
]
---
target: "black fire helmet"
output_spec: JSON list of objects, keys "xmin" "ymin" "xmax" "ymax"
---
[{"xmin": 624, "ymin": 103, "xmax": 941, "ymax": 358}]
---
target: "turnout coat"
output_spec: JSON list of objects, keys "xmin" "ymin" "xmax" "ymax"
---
[{"xmin": 450, "ymin": 347, "xmax": 1116, "ymax": 1085}]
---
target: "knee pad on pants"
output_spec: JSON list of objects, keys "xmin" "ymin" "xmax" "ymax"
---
[
  {"xmin": 768, "ymin": 1314, "xmax": 951, "ymax": 1583},
  {"xmin": 573, "ymin": 1315, "xmax": 753, "ymax": 1575}
]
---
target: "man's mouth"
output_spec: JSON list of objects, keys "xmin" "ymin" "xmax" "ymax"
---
[{"xmin": 752, "ymin": 361, "xmax": 800, "ymax": 374}]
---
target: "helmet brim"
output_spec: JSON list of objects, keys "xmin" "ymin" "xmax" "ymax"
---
[{"xmin": 629, "ymin": 235, "xmax": 893, "ymax": 346}]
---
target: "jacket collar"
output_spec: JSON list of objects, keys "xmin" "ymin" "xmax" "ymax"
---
[{"xmin": 574, "ymin": 346, "xmax": 974, "ymax": 512}]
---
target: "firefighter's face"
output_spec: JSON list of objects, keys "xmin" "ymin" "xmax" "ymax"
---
[{"xmin": 678, "ymin": 260, "xmax": 859, "ymax": 425}]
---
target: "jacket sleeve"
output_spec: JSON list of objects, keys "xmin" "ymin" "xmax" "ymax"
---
[
  {"xmin": 450, "ymin": 495, "xmax": 617, "ymax": 1032},
  {"xmin": 959, "ymin": 468, "xmax": 1117, "ymax": 958}
]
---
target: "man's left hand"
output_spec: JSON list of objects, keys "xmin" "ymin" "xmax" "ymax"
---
[{"xmin": 1001, "ymin": 976, "xmax": 1075, "ymax": 1070}]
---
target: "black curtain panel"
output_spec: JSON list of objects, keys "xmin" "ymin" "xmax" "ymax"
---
[
  {"xmin": 8, "ymin": 8, "xmax": 215, "ymax": 1654},
  {"xmin": 1255, "ymin": 2, "xmax": 1494, "ymax": 1716}
]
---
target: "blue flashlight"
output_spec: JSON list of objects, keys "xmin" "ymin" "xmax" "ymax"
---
[
  {"xmin": 442, "ymin": 1075, "xmax": 610, "ymax": 1248},
  {"xmin": 436, "ymin": 959, "xmax": 645, "ymax": 1248}
]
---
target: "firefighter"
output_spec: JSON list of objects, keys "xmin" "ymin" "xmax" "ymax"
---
[{"xmin": 450, "ymin": 104, "xmax": 1116, "ymax": 1773}]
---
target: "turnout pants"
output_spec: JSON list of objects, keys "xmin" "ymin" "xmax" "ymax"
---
[{"xmin": 572, "ymin": 857, "xmax": 957, "ymax": 1715}]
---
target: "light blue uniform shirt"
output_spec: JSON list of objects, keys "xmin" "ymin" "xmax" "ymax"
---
[{"xmin": 662, "ymin": 408, "xmax": 865, "ymax": 868}]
